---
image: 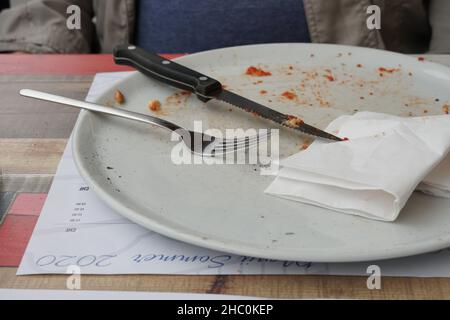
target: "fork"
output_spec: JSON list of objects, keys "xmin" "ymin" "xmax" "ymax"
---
[{"xmin": 19, "ymin": 89, "xmax": 267, "ymax": 157}]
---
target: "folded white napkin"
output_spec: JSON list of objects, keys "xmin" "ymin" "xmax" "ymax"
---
[{"xmin": 265, "ymin": 112, "xmax": 450, "ymax": 221}]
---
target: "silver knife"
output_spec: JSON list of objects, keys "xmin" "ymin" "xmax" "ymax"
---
[{"xmin": 113, "ymin": 45, "xmax": 343, "ymax": 141}]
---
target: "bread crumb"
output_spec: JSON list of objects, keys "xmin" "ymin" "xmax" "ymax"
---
[
  {"xmin": 443, "ymin": 104, "xmax": 449, "ymax": 114},
  {"xmin": 148, "ymin": 100, "xmax": 161, "ymax": 111},
  {"xmin": 114, "ymin": 90, "xmax": 125, "ymax": 104}
]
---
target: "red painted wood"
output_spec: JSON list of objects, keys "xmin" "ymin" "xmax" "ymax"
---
[
  {"xmin": 8, "ymin": 193, "xmax": 47, "ymax": 216},
  {"xmin": 0, "ymin": 53, "xmax": 185, "ymax": 75},
  {"xmin": 0, "ymin": 193, "xmax": 46, "ymax": 267},
  {"xmin": 0, "ymin": 214, "xmax": 38, "ymax": 267}
]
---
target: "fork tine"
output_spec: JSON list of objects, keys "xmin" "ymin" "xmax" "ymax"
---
[
  {"xmin": 214, "ymin": 139, "xmax": 263, "ymax": 150},
  {"xmin": 221, "ymin": 132, "xmax": 271, "ymax": 144},
  {"xmin": 211, "ymin": 139, "xmax": 261, "ymax": 155},
  {"xmin": 216, "ymin": 134, "xmax": 270, "ymax": 148}
]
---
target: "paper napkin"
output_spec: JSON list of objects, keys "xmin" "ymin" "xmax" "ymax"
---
[{"xmin": 265, "ymin": 112, "xmax": 450, "ymax": 221}]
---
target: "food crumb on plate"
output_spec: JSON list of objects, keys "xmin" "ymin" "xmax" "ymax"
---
[
  {"xmin": 443, "ymin": 104, "xmax": 449, "ymax": 114},
  {"xmin": 114, "ymin": 90, "xmax": 125, "ymax": 104},
  {"xmin": 148, "ymin": 100, "xmax": 161, "ymax": 111}
]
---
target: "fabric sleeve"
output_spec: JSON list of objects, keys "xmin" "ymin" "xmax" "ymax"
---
[
  {"xmin": 0, "ymin": 0, "xmax": 94, "ymax": 53},
  {"xmin": 428, "ymin": 0, "xmax": 450, "ymax": 53}
]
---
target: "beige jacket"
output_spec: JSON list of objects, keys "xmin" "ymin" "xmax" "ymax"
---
[{"xmin": 0, "ymin": 0, "xmax": 448, "ymax": 54}]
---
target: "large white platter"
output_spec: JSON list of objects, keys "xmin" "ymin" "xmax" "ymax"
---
[{"xmin": 72, "ymin": 43, "xmax": 450, "ymax": 262}]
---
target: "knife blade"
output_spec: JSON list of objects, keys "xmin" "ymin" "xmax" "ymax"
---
[{"xmin": 113, "ymin": 44, "xmax": 343, "ymax": 142}]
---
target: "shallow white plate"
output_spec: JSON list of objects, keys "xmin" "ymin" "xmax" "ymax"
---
[{"xmin": 73, "ymin": 43, "xmax": 450, "ymax": 262}]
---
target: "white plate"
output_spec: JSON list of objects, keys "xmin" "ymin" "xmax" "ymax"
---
[{"xmin": 73, "ymin": 43, "xmax": 450, "ymax": 262}]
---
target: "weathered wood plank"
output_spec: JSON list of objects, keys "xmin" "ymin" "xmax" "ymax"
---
[
  {"xmin": 1, "ymin": 269, "xmax": 450, "ymax": 299},
  {"xmin": 0, "ymin": 139, "xmax": 67, "ymax": 175},
  {"xmin": 0, "ymin": 76, "xmax": 90, "ymax": 139}
]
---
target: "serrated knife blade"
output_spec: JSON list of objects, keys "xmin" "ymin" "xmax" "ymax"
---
[{"xmin": 210, "ymin": 90, "xmax": 342, "ymax": 141}]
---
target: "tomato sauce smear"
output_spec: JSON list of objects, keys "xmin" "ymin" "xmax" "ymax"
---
[{"xmin": 245, "ymin": 66, "xmax": 272, "ymax": 77}]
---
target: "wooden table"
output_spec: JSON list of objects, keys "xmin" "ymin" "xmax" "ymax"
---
[{"xmin": 2, "ymin": 53, "xmax": 450, "ymax": 299}]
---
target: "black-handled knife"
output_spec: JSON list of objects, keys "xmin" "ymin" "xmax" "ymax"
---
[{"xmin": 113, "ymin": 44, "xmax": 343, "ymax": 141}]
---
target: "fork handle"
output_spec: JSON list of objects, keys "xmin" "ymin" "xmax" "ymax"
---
[
  {"xmin": 19, "ymin": 89, "xmax": 182, "ymax": 133},
  {"xmin": 113, "ymin": 44, "xmax": 222, "ymax": 102}
]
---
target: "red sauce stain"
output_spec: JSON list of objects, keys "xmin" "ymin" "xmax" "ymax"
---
[
  {"xmin": 418, "ymin": 57, "xmax": 425, "ymax": 61},
  {"xmin": 166, "ymin": 91, "xmax": 191, "ymax": 105},
  {"xmin": 245, "ymin": 66, "xmax": 272, "ymax": 77},
  {"xmin": 260, "ymin": 90, "xmax": 268, "ymax": 95},
  {"xmin": 281, "ymin": 91, "xmax": 297, "ymax": 100},
  {"xmin": 342, "ymin": 137, "xmax": 349, "ymax": 141},
  {"xmin": 378, "ymin": 67, "xmax": 400, "ymax": 74},
  {"xmin": 357, "ymin": 64, "xmax": 363, "ymax": 68},
  {"xmin": 323, "ymin": 69, "xmax": 335, "ymax": 81}
]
